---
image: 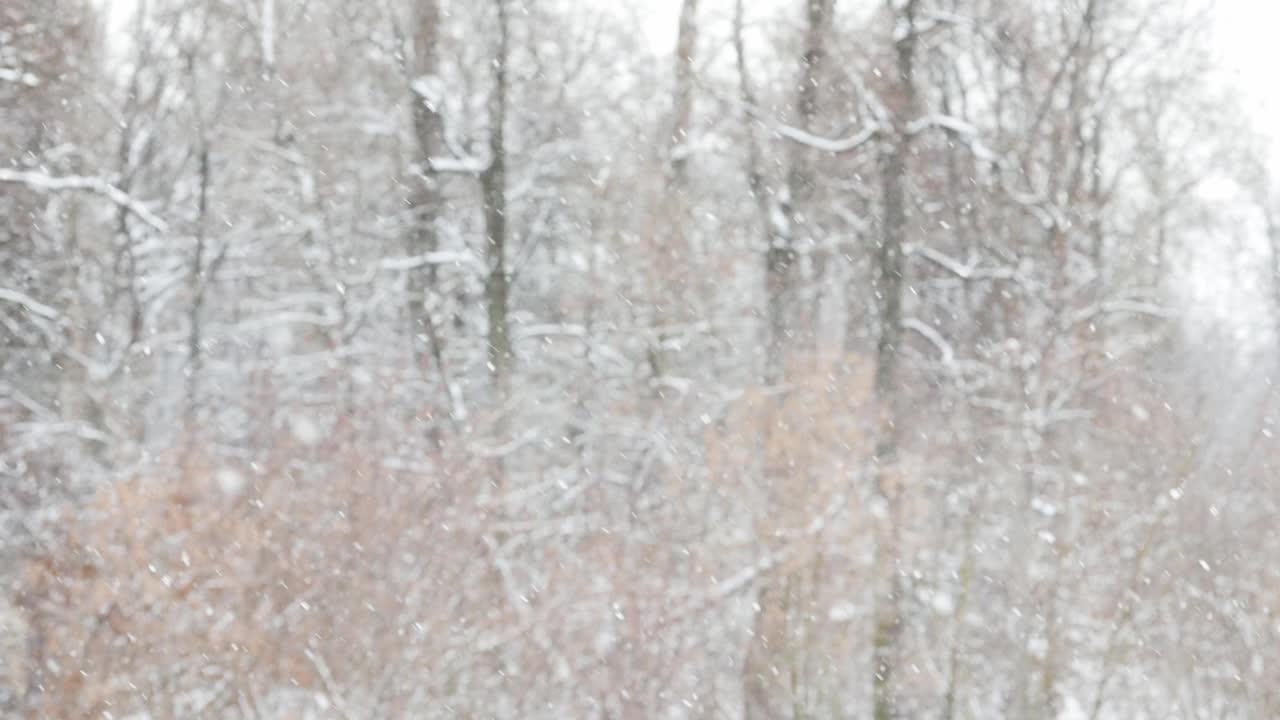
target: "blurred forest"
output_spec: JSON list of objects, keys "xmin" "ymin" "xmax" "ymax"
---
[{"xmin": 4, "ymin": 0, "xmax": 1280, "ymax": 717}]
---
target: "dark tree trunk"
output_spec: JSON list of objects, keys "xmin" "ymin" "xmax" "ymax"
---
[
  {"xmin": 872, "ymin": 2, "xmax": 918, "ymax": 718},
  {"xmin": 669, "ymin": 0, "xmax": 698, "ymax": 184},
  {"xmin": 791, "ymin": 0, "xmax": 832, "ymax": 347},
  {"xmin": 483, "ymin": 0, "xmax": 512, "ymax": 384},
  {"xmin": 185, "ymin": 145, "xmax": 211, "ymax": 434}
]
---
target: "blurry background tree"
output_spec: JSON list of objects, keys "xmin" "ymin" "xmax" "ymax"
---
[{"xmin": 3, "ymin": 0, "xmax": 1280, "ymax": 718}]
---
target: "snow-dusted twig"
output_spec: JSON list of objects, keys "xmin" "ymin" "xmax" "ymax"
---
[
  {"xmin": 773, "ymin": 123, "xmax": 880, "ymax": 154},
  {"xmin": 0, "ymin": 68, "xmax": 39, "ymax": 86},
  {"xmin": 514, "ymin": 323, "xmax": 586, "ymax": 340},
  {"xmin": 379, "ymin": 251, "xmax": 482, "ymax": 272},
  {"xmin": 906, "ymin": 244, "xmax": 1017, "ymax": 282},
  {"xmin": 1070, "ymin": 298, "xmax": 1171, "ymax": 326},
  {"xmin": 906, "ymin": 113, "xmax": 978, "ymax": 137},
  {"xmin": 907, "ymin": 114, "xmax": 1003, "ymax": 164},
  {"xmin": 428, "ymin": 155, "xmax": 489, "ymax": 174},
  {"xmin": 0, "ymin": 287, "xmax": 60, "ymax": 321},
  {"xmin": 303, "ymin": 649, "xmax": 358, "ymax": 720},
  {"xmin": 719, "ymin": 86, "xmax": 880, "ymax": 154},
  {"xmin": 0, "ymin": 168, "xmax": 169, "ymax": 232},
  {"xmin": 903, "ymin": 317, "xmax": 956, "ymax": 366}
]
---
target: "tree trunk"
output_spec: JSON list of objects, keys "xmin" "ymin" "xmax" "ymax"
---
[
  {"xmin": 733, "ymin": 0, "xmax": 777, "ymax": 383},
  {"xmin": 669, "ymin": 0, "xmax": 698, "ymax": 184},
  {"xmin": 790, "ymin": 0, "xmax": 831, "ymax": 349},
  {"xmin": 185, "ymin": 145, "xmax": 211, "ymax": 435},
  {"xmin": 483, "ymin": 0, "xmax": 511, "ymax": 384},
  {"xmin": 872, "ymin": 2, "xmax": 917, "ymax": 717},
  {"xmin": 406, "ymin": 0, "xmax": 451, "ymax": 447}
]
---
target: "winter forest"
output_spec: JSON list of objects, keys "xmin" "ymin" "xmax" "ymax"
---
[{"xmin": 5, "ymin": 0, "xmax": 1280, "ymax": 717}]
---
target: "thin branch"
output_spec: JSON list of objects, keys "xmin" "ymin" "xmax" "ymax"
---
[
  {"xmin": 903, "ymin": 317, "xmax": 956, "ymax": 365},
  {"xmin": 0, "ymin": 288, "xmax": 60, "ymax": 321},
  {"xmin": 774, "ymin": 122, "xmax": 880, "ymax": 154},
  {"xmin": 0, "ymin": 168, "xmax": 169, "ymax": 233}
]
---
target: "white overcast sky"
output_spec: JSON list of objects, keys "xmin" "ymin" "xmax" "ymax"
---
[{"xmin": 1214, "ymin": 0, "xmax": 1280, "ymax": 164}]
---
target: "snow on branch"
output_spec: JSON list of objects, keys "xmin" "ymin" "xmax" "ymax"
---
[
  {"xmin": 724, "ymin": 90, "xmax": 880, "ymax": 154},
  {"xmin": 774, "ymin": 123, "xmax": 879, "ymax": 154},
  {"xmin": 1071, "ymin": 298, "xmax": 1171, "ymax": 326},
  {"xmin": 905, "ymin": 244, "xmax": 1016, "ymax": 281},
  {"xmin": 668, "ymin": 495, "xmax": 847, "ymax": 623},
  {"xmin": 410, "ymin": 74, "xmax": 444, "ymax": 110},
  {"xmin": 0, "ymin": 288, "xmax": 60, "ymax": 321},
  {"xmin": 0, "ymin": 168, "xmax": 169, "ymax": 233},
  {"xmin": 917, "ymin": 9, "xmax": 976, "ymax": 32},
  {"xmin": 1099, "ymin": 299, "xmax": 1171, "ymax": 318},
  {"xmin": 410, "ymin": 74, "xmax": 489, "ymax": 174},
  {"xmin": 907, "ymin": 113, "xmax": 978, "ymax": 137},
  {"xmin": 908, "ymin": 115, "xmax": 1002, "ymax": 165},
  {"xmin": 0, "ymin": 68, "xmax": 39, "ymax": 87},
  {"xmin": 514, "ymin": 323, "xmax": 586, "ymax": 340},
  {"xmin": 303, "ymin": 650, "xmax": 358, "ymax": 720},
  {"xmin": 903, "ymin": 317, "xmax": 955, "ymax": 366},
  {"xmin": 428, "ymin": 155, "xmax": 489, "ymax": 174},
  {"xmin": 703, "ymin": 551, "xmax": 784, "ymax": 604},
  {"xmin": 379, "ymin": 250, "xmax": 481, "ymax": 272}
]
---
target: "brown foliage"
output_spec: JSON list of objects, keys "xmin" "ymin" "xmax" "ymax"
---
[{"xmin": 22, "ymin": 437, "xmax": 500, "ymax": 718}]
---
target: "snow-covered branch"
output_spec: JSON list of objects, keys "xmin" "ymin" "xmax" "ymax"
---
[
  {"xmin": 906, "ymin": 244, "xmax": 1017, "ymax": 282},
  {"xmin": 903, "ymin": 317, "xmax": 956, "ymax": 366},
  {"xmin": 0, "ymin": 288, "xmax": 60, "ymax": 321},
  {"xmin": 774, "ymin": 123, "xmax": 880, "ymax": 154},
  {"xmin": 379, "ymin": 251, "xmax": 482, "ymax": 272},
  {"xmin": 0, "ymin": 168, "xmax": 170, "ymax": 232},
  {"xmin": 428, "ymin": 154, "xmax": 489, "ymax": 174}
]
